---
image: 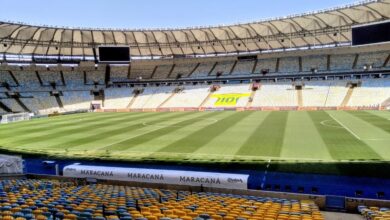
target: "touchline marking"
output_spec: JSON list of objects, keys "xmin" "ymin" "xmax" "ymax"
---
[
  {"xmin": 327, "ymin": 113, "xmax": 362, "ymax": 140},
  {"xmin": 320, "ymin": 120, "xmax": 343, "ymax": 128}
]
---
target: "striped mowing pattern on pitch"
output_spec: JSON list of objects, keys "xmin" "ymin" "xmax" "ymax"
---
[{"xmin": 0, "ymin": 110, "xmax": 389, "ymax": 162}]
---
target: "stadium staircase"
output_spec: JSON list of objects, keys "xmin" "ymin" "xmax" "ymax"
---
[
  {"xmin": 199, "ymin": 90, "xmax": 213, "ymax": 108},
  {"xmin": 0, "ymin": 101, "xmax": 12, "ymax": 113},
  {"xmin": 127, "ymin": 94, "xmax": 139, "ymax": 108},
  {"xmin": 297, "ymin": 89, "xmax": 303, "ymax": 107},
  {"xmin": 341, "ymin": 87, "xmax": 354, "ymax": 107},
  {"xmin": 381, "ymin": 97, "xmax": 390, "ymax": 108},
  {"xmin": 55, "ymin": 95, "xmax": 64, "ymax": 108},
  {"xmin": 15, "ymin": 98, "xmax": 30, "ymax": 112},
  {"xmin": 158, "ymin": 91, "xmax": 176, "ymax": 108},
  {"xmin": 246, "ymin": 90, "xmax": 257, "ymax": 107}
]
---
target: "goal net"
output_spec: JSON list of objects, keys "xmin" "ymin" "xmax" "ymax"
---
[{"xmin": 0, "ymin": 112, "xmax": 31, "ymax": 124}]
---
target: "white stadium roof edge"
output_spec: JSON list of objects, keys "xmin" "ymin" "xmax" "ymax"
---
[{"xmin": 0, "ymin": 0, "xmax": 389, "ymax": 58}]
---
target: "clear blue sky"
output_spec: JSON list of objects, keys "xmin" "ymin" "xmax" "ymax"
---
[{"xmin": 0, "ymin": 0, "xmax": 358, "ymax": 29}]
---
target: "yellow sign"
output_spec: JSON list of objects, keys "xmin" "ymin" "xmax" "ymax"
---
[{"xmin": 211, "ymin": 93, "xmax": 250, "ymax": 107}]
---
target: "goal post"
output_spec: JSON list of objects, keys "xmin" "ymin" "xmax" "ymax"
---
[{"xmin": 0, "ymin": 112, "xmax": 31, "ymax": 124}]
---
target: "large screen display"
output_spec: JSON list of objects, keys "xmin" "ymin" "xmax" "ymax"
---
[
  {"xmin": 98, "ymin": 46, "xmax": 130, "ymax": 62},
  {"xmin": 352, "ymin": 21, "xmax": 390, "ymax": 46}
]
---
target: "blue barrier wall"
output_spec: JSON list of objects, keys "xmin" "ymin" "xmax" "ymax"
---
[{"xmin": 24, "ymin": 157, "xmax": 390, "ymax": 200}]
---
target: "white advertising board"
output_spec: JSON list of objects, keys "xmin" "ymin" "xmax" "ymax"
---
[{"xmin": 63, "ymin": 164, "xmax": 248, "ymax": 190}]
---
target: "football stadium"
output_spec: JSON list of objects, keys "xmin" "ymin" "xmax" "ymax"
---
[{"xmin": 0, "ymin": 0, "xmax": 390, "ymax": 219}]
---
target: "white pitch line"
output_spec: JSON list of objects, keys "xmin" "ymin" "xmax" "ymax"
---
[{"xmin": 327, "ymin": 112, "xmax": 362, "ymax": 140}]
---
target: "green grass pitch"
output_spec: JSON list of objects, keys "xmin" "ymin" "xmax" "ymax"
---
[{"xmin": 1, "ymin": 110, "xmax": 390, "ymax": 164}]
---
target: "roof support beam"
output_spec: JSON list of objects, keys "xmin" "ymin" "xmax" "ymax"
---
[{"xmin": 208, "ymin": 28, "xmax": 229, "ymax": 53}]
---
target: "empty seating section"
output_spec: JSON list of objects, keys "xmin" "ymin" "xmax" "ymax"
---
[
  {"xmin": 252, "ymin": 84, "xmax": 297, "ymax": 107},
  {"xmin": 31, "ymin": 92, "xmax": 60, "ymax": 114},
  {"xmin": 253, "ymin": 59, "xmax": 277, "ymax": 74},
  {"xmin": 13, "ymin": 71, "xmax": 41, "ymax": 89},
  {"xmin": 210, "ymin": 61, "xmax": 235, "ymax": 76},
  {"xmin": 356, "ymin": 52, "xmax": 389, "ymax": 69},
  {"xmin": 358, "ymin": 205, "xmax": 390, "ymax": 220},
  {"xmin": 348, "ymin": 80, "xmax": 390, "ymax": 107},
  {"xmin": 323, "ymin": 81, "xmax": 348, "ymax": 107},
  {"xmin": 130, "ymin": 66, "xmax": 155, "ymax": 80},
  {"xmin": 0, "ymin": 179, "xmax": 324, "ymax": 220},
  {"xmin": 110, "ymin": 66, "xmax": 129, "ymax": 82},
  {"xmin": 2, "ymin": 51, "xmax": 390, "ymax": 115},
  {"xmin": 63, "ymin": 72, "xmax": 85, "ymax": 89},
  {"xmin": 19, "ymin": 96, "xmax": 44, "ymax": 113},
  {"xmin": 330, "ymin": 54, "xmax": 355, "ymax": 70},
  {"xmin": 86, "ymin": 71, "xmax": 105, "ymax": 85},
  {"xmin": 130, "ymin": 87, "xmax": 173, "ymax": 109},
  {"xmin": 232, "ymin": 61, "xmax": 255, "ymax": 75},
  {"xmin": 302, "ymin": 56, "xmax": 327, "ymax": 72},
  {"xmin": 1, "ymin": 99, "xmax": 24, "ymax": 112},
  {"xmin": 278, "ymin": 57, "xmax": 299, "ymax": 73},
  {"xmin": 191, "ymin": 63, "xmax": 214, "ymax": 78},
  {"xmin": 0, "ymin": 71, "xmax": 17, "ymax": 86},
  {"xmin": 301, "ymin": 82, "xmax": 330, "ymax": 107},
  {"xmin": 153, "ymin": 65, "xmax": 174, "ymax": 79},
  {"xmin": 162, "ymin": 86, "xmax": 210, "ymax": 108},
  {"xmin": 61, "ymin": 91, "xmax": 93, "ymax": 111},
  {"xmin": 104, "ymin": 88, "xmax": 134, "ymax": 109},
  {"xmin": 141, "ymin": 87, "xmax": 175, "ymax": 108},
  {"xmin": 38, "ymin": 72, "xmax": 62, "ymax": 86},
  {"xmin": 169, "ymin": 63, "xmax": 198, "ymax": 78}
]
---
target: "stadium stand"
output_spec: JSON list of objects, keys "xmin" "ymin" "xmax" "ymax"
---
[
  {"xmin": 190, "ymin": 62, "xmax": 214, "ymax": 78},
  {"xmin": 110, "ymin": 66, "xmax": 129, "ymax": 82},
  {"xmin": 0, "ymin": 179, "xmax": 325, "ymax": 220},
  {"xmin": 38, "ymin": 71, "xmax": 63, "ymax": 86},
  {"xmin": 251, "ymin": 84, "xmax": 297, "ymax": 107},
  {"xmin": 301, "ymin": 56, "xmax": 327, "ymax": 72},
  {"xmin": 61, "ymin": 91, "xmax": 94, "ymax": 111},
  {"xmin": 202, "ymin": 84, "xmax": 251, "ymax": 108},
  {"xmin": 348, "ymin": 79, "xmax": 390, "ymax": 107},
  {"xmin": 86, "ymin": 70, "xmax": 105, "ymax": 85},
  {"xmin": 355, "ymin": 52, "xmax": 389, "ymax": 70},
  {"xmin": 1, "ymin": 98, "xmax": 25, "ymax": 113},
  {"xmin": 358, "ymin": 205, "xmax": 390, "ymax": 220},
  {"xmin": 278, "ymin": 57, "xmax": 300, "ymax": 73},
  {"xmin": 30, "ymin": 92, "xmax": 60, "ymax": 114},
  {"xmin": 63, "ymin": 71, "xmax": 86, "ymax": 90},
  {"xmin": 169, "ymin": 63, "xmax": 199, "ymax": 79},
  {"xmin": 152, "ymin": 65, "xmax": 174, "ymax": 79},
  {"xmin": 209, "ymin": 61, "xmax": 235, "ymax": 76},
  {"xmin": 104, "ymin": 88, "xmax": 134, "ymax": 109},
  {"xmin": 161, "ymin": 85, "xmax": 210, "ymax": 108},
  {"xmin": 323, "ymin": 81, "xmax": 349, "ymax": 107},
  {"xmin": 232, "ymin": 60, "xmax": 255, "ymax": 76},
  {"xmin": 130, "ymin": 65, "xmax": 155, "ymax": 80},
  {"xmin": 253, "ymin": 58, "xmax": 277, "ymax": 74},
  {"xmin": 12, "ymin": 71, "xmax": 41, "ymax": 90},
  {"xmin": 329, "ymin": 54, "xmax": 356, "ymax": 71},
  {"xmin": 301, "ymin": 82, "xmax": 330, "ymax": 107},
  {"xmin": 0, "ymin": 71, "xmax": 17, "ymax": 86},
  {"xmin": 130, "ymin": 86, "xmax": 175, "ymax": 109}
]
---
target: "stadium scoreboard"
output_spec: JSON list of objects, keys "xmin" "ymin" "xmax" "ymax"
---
[
  {"xmin": 352, "ymin": 21, "xmax": 390, "ymax": 46},
  {"xmin": 98, "ymin": 46, "xmax": 130, "ymax": 63}
]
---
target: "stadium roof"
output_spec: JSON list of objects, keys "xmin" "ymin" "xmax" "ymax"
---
[{"xmin": 0, "ymin": 0, "xmax": 389, "ymax": 58}]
